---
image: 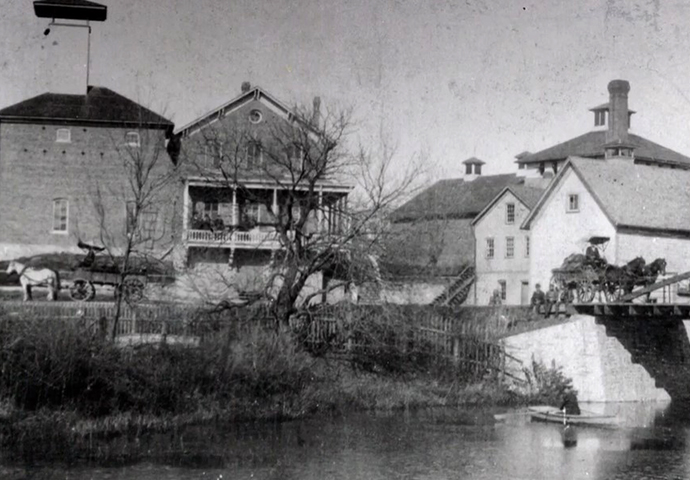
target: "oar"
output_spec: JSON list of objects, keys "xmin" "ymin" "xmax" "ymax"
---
[{"xmin": 493, "ymin": 409, "xmax": 533, "ymax": 421}]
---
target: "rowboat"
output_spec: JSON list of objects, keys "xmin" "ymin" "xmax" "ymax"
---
[{"xmin": 527, "ymin": 405, "xmax": 619, "ymax": 427}]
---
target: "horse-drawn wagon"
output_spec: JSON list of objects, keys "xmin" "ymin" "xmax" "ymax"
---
[
  {"xmin": 4, "ymin": 241, "xmax": 161, "ymax": 303},
  {"xmin": 61, "ymin": 269, "xmax": 146, "ymax": 302},
  {"xmin": 550, "ymin": 236, "xmax": 667, "ymax": 304}
]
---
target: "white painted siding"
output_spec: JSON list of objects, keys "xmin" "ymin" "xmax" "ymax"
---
[
  {"xmin": 474, "ymin": 192, "xmax": 531, "ymax": 305},
  {"xmin": 529, "ymin": 169, "xmax": 616, "ymax": 288},
  {"xmin": 617, "ymin": 233, "xmax": 690, "ymax": 278}
]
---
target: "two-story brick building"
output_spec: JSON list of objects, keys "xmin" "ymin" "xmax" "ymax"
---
[{"xmin": 0, "ymin": 86, "xmax": 176, "ymax": 260}]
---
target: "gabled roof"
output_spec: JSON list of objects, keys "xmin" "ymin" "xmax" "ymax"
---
[
  {"xmin": 0, "ymin": 86, "xmax": 173, "ymax": 130},
  {"xmin": 176, "ymin": 86, "xmax": 304, "ymax": 137},
  {"xmin": 471, "ymin": 185, "xmax": 545, "ymax": 226},
  {"xmin": 588, "ymin": 102, "xmax": 635, "ymax": 114},
  {"xmin": 390, "ymin": 173, "xmax": 523, "ymax": 223},
  {"xmin": 522, "ymin": 156, "xmax": 690, "ymax": 235},
  {"xmin": 517, "ymin": 131, "xmax": 690, "ymax": 167}
]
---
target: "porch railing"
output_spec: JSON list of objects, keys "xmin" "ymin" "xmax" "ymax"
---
[{"xmin": 186, "ymin": 229, "xmax": 282, "ymax": 248}]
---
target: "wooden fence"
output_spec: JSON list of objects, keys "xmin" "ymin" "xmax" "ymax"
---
[{"xmin": 0, "ymin": 301, "xmax": 531, "ymax": 377}]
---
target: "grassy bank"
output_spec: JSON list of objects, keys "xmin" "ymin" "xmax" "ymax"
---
[{"xmin": 0, "ymin": 312, "xmax": 574, "ymax": 461}]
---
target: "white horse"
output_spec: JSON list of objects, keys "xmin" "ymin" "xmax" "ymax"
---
[{"xmin": 6, "ymin": 261, "xmax": 61, "ymax": 301}]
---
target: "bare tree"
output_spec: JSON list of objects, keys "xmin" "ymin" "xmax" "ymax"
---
[
  {"xmin": 84, "ymin": 108, "xmax": 178, "ymax": 339},
  {"xmin": 181, "ymin": 101, "xmax": 428, "ymax": 325}
]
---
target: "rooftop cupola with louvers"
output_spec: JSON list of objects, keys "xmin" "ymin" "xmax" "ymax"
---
[{"xmin": 462, "ymin": 157, "xmax": 485, "ymax": 182}]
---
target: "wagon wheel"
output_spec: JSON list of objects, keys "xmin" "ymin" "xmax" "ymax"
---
[
  {"xmin": 604, "ymin": 282, "xmax": 623, "ymax": 303},
  {"xmin": 577, "ymin": 281, "xmax": 596, "ymax": 303},
  {"xmin": 122, "ymin": 278, "xmax": 145, "ymax": 303},
  {"xmin": 70, "ymin": 279, "xmax": 95, "ymax": 302}
]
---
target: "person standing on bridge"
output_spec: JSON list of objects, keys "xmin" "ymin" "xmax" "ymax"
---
[{"xmin": 531, "ymin": 284, "xmax": 545, "ymax": 313}]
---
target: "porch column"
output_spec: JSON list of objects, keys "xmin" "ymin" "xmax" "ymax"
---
[
  {"xmin": 232, "ymin": 188, "xmax": 237, "ymax": 226},
  {"xmin": 182, "ymin": 181, "xmax": 190, "ymax": 240},
  {"xmin": 317, "ymin": 188, "xmax": 323, "ymax": 232},
  {"xmin": 272, "ymin": 188, "xmax": 278, "ymax": 218}
]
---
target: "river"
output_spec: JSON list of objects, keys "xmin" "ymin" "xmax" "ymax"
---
[{"xmin": 2, "ymin": 401, "xmax": 690, "ymax": 479}]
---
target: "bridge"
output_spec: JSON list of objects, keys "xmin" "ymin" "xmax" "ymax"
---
[{"xmin": 505, "ymin": 271, "xmax": 690, "ymax": 402}]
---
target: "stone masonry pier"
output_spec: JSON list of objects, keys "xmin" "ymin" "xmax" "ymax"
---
[{"xmin": 502, "ymin": 314, "xmax": 690, "ymax": 402}]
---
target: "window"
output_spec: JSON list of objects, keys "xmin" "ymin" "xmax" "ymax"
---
[
  {"xmin": 594, "ymin": 110, "xmax": 606, "ymax": 126},
  {"xmin": 125, "ymin": 132, "xmax": 140, "ymax": 147},
  {"xmin": 485, "ymin": 238, "xmax": 495, "ymax": 259},
  {"xmin": 243, "ymin": 203, "xmax": 260, "ymax": 228},
  {"xmin": 56, "ymin": 128, "xmax": 71, "ymax": 143},
  {"xmin": 249, "ymin": 109, "xmax": 263, "ymax": 124},
  {"xmin": 567, "ymin": 194, "xmax": 579, "ymax": 212},
  {"xmin": 287, "ymin": 143, "xmax": 303, "ymax": 166},
  {"xmin": 475, "ymin": 164, "xmax": 482, "ymax": 175},
  {"xmin": 505, "ymin": 236, "xmax": 514, "ymax": 259},
  {"xmin": 246, "ymin": 142, "xmax": 262, "ymax": 168},
  {"xmin": 140, "ymin": 210, "xmax": 158, "ymax": 249},
  {"xmin": 52, "ymin": 198, "xmax": 68, "ymax": 233},
  {"xmin": 204, "ymin": 201, "xmax": 219, "ymax": 219},
  {"xmin": 498, "ymin": 280, "xmax": 507, "ymax": 300},
  {"xmin": 525, "ymin": 236, "xmax": 530, "ymax": 258},
  {"xmin": 126, "ymin": 201, "xmax": 138, "ymax": 235},
  {"xmin": 506, "ymin": 203, "xmax": 515, "ymax": 224},
  {"xmin": 465, "ymin": 163, "xmax": 472, "ymax": 175}
]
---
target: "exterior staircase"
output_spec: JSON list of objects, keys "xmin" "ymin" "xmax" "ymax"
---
[{"xmin": 431, "ymin": 265, "xmax": 475, "ymax": 306}]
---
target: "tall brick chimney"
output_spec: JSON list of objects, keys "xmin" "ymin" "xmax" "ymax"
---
[
  {"xmin": 604, "ymin": 79, "xmax": 635, "ymax": 160},
  {"xmin": 606, "ymin": 79, "xmax": 630, "ymax": 144},
  {"xmin": 312, "ymin": 96, "xmax": 321, "ymax": 127}
]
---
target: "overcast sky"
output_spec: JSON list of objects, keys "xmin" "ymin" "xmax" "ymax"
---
[{"xmin": 2, "ymin": 0, "xmax": 690, "ymax": 178}]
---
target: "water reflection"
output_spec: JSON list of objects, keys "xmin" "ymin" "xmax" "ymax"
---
[{"xmin": 4, "ymin": 401, "xmax": 690, "ymax": 479}]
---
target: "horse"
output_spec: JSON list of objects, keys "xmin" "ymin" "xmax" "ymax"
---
[
  {"xmin": 6, "ymin": 261, "xmax": 61, "ymax": 301},
  {"xmin": 601, "ymin": 256, "xmax": 646, "ymax": 300}
]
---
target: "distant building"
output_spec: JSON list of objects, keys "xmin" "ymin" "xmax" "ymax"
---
[
  {"xmin": 518, "ymin": 80, "xmax": 690, "ymax": 173},
  {"xmin": 384, "ymin": 164, "xmax": 530, "ymax": 304},
  {"xmin": 522, "ymin": 156, "xmax": 690, "ymax": 290},
  {"xmin": 0, "ymin": 86, "xmax": 175, "ymax": 259},
  {"xmin": 470, "ymin": 185, "xmax": 544, "ymax": 305}
]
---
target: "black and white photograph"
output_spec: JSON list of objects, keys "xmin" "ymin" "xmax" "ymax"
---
[{"xmin": 1, "ymin": 1, "xmax": 690, "ymax": 478}]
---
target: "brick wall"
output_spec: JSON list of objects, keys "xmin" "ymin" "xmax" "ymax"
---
[{"xmin": 0, "ymin": 122, "xmax": 179, "ymax": 259}]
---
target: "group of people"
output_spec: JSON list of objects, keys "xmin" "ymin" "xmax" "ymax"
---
[
  {"xmin": 530, "ymin": 283, "xmax": 561, "ymax": 317},
  {"xmin": 191, "ymin": 211, "xmax": 225, "ymax": 231}
]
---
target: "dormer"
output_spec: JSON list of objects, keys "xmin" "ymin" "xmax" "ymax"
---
[
  {"xmin": 462, "ymin": 157, "xmax": 485, "ymax": 182},
  {"xmin": 604, "ymin": 139, "xmax": 635, "ymax": 160}
]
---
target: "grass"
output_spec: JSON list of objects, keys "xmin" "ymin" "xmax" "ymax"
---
[{"xmin": 0, "ymin": 311, "xmax": 573, "ymax": 462}]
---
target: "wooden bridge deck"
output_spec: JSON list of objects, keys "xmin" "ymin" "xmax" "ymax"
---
[{"xmin": 570, "ymin": 303, "xmax": 690, "ymax": 319}]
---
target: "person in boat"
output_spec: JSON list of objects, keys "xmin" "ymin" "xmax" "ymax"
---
[{"xmin": 560, "ymin": 390, "xmax": 581, "ymax": 415}]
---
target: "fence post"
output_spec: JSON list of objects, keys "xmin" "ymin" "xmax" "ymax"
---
[{"xmin": 452, "ymin": 336, "xmax": 461, "ymax": 366}]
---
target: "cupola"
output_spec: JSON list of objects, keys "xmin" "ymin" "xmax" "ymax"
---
[{"xmin": 462, "ymin": 157, "xmax": 485, "ymax": 182}]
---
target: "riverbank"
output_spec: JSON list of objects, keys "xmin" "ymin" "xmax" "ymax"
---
[{"xmin": 0, "ymin": 314, "xmax": 573, "ymax": 462}]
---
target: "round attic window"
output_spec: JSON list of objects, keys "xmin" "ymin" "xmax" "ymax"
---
[{"xmin": 249, "ymin": 109, "xmax": 263, "ymax": 124}]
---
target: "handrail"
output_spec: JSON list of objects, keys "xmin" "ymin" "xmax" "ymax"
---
[{"xmin": 618, "ymin": 271, "xmax": 690, "ymax": 303}]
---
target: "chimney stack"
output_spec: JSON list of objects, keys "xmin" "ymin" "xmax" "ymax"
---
[
  {"xmin": 606, "ymin": 79, "xmax": 630, "ymax": 144},
  {"xmin": 241, "ymin": 81, "xmax": 251, "ymax": 93},
  {"xmin": 312, "ymin": 96, "xmax": 321, "ymax": 127}
]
